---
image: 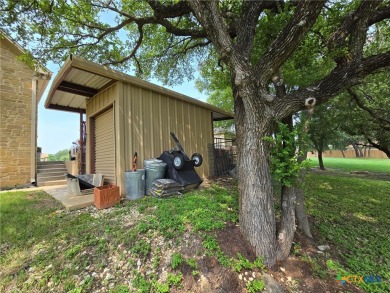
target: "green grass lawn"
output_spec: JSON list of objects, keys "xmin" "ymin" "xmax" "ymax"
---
[
  {"xmin": 1, "ymin": 161, "xmax": 389, "ymax": 292},
  {"xmin": 308, "ymin": 157, "xmax": 390, "ymax": 173},
  {"xmin": 0, "ymin": 185, "xmax": 249, "ymax": 293},
  {"xmin": 304, "ymin": 173, "xmax": 390, "ymax": 292}
]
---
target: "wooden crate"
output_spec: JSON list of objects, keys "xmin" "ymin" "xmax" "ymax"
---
[{"xmin": 94, "ymin": 185, "xmax": 120, "ymax": 209}]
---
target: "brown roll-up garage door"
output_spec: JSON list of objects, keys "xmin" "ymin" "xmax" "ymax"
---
[{"xmin": 95, "ymin": 108, "xmax": 115, "ymax": 184}]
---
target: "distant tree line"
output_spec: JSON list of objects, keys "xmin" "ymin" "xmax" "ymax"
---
[{"xmin": 47, "ymin": 149, "xmax": 69, "ymax": 162}]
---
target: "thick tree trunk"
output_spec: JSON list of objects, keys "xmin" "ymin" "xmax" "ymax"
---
[
  {"xmin": 295, "ymin": 185, "xmax": 313, "ymax": 238},
  {"xmin": 341, "ymin": 150, "xmax": 346, "ymax": 158},
  {"xmin": 295, "ymin": 150, "xmax": 312, "ymax": 238},
  {"xmin": 234, "ymin": 92, "xmax": 277, "ymax": 267},
  {"xmin": 236, "ymin": 127, "xmax": 277, "ymax": 266},
  {"xmin": 318, "ymin": 150, "xmax": 325, "ymax": 170},
  {"xmin": 276, "ymin": 185, "xmax": 297, "ymax": 260}
]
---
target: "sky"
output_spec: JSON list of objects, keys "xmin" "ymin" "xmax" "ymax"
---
[{"xmin": 37, "ymin": 62, "xmax": 208, "ymax": 155}]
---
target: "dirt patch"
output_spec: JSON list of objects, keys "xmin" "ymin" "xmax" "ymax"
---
[
  {"xmin": 209, "ymin": 176, "xmax": 366, "ymax": 293},
  {"xmin": 217, "ymin": 222, "xmax": 256, "ymax": 262},
  {"xmin": 215, "ymin": 223, "xmax": 364, "ymax": 293},
  {"xmin": 175, "ymin": 232, "xmax": 245, "ymax": 293}
]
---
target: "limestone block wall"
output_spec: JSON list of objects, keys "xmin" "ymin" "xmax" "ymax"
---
[{"xmin": 0, "ymin": 38, "xmax": 36, "ymax": 187}]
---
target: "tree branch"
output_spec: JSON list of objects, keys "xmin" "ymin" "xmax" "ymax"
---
[
  {"xmin": 254, "ymin": 0, "xmax": 325, "ymax": 87},
  {"xmin": 366, "ymin": 138, "xmax": 390, "ymax": 158},
  {"xmin": 147, "ymin": 0, "xmax": 192, "ymax": 18},
  {"xmin": 103, "ymin": 23, "xmax": 145, "ymax": 67},
  {"xmin": 101, "ymin": 2, "xmax": 207, "ymax": 38},
  {"xmin": 236, "ymin": 1, "xmax": 279, "ymax": 58},
  {"xmin": 187, "ymin": 0, "xmax": 235, "ymax": 64},
  {"xmin": 368, "ymin": 5, "xmax": 390, "ymax": 25},
  {"xmin": 278, "ymin": 51, "xmax": 390, "ymax": 118},
  {"xmin": 348, "ymin": 88, "xmax": 390, "ymax": 125},
  {"xmin": 328, "ymin": 0, "xmax": 381, "ymax": 64}
]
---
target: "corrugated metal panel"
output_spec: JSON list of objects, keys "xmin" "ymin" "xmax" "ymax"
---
[
  {"xmin": 121, "ymin": 83, "xmax": 213, "ymax": 178},
  {"xmin": 66, "ymin": 68, "xmax": 111, "ymax": 88},
  {"xmin": 95, "ymin": 108, "xmax": 115, "ymax": 184},
  {"xmin": 48, "ymin": 68, "xmax": 113, "ymax": 111},
  {"xmin": 87, "ymin": 84, "xmax": 116, "ymax": 116}
]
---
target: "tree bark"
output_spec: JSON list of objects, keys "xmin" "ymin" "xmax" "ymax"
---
[
  {"xmin": 295, "ymin": 150, "xmax": 313, "ymax": 238},
  {"xmin": 234, "ymin": 90, "xmax": 277, "ymax": 267},
  {"xmin": 276, "ymin": 185, "xmax": 297, "ymax": 261},
  {"xmin": 295, "ymin": 184, "xmax": 313, "ymax": 238},
  {"xmin": 318, "ymin": 150, "xmax": 325, "ymax": 170},
  {"xmin": 341, "ymin": 150, "xmax": 346, "ymax": 158}
]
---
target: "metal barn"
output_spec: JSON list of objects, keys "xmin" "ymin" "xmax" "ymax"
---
[{"xmin": 45, "ymin": 55, "xmax": 233, "ymax": 195}]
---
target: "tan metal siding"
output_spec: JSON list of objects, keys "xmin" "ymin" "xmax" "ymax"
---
[
  {"xmin": 95, "ymin": 108, "xmax": 115, "ymax": 184},
  {"xmin": 121, "ymin": 83, "xmax": 213, "ymax": 178},
  {"xmin": 87, "ymin": 84, "xmax": 116, "ymax": 117},
  {"xmin": 86, "ymin": 84, "xmax": 117, "ymax": 175}
]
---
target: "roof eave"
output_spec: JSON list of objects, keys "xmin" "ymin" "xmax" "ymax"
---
[
  {"xmin": 44, "ymin": 57, "xmax": 74, "ymax": 110},
  {"xmin": 46, "ymin": 55, "xmax": 235, "ymax": 119}
]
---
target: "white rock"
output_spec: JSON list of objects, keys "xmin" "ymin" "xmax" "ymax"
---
[
  {"xmin": 317, "ymin": 245, "xmax": 330, "ymax": 251},
  {"xmin": 105, "ymin": 273, "xmax": 113, "ymax": 280},
  {"xmin": 239, "ymin": 274, "xmax": 243, "ymax": 280},
  {"xmin": 280, "ymin": 267, "xmax": 285, "ymax": 272},
  {"xmin": 252, "ymin": 272, "xmax": 256, "ymax": 278},
  {"xmin": 92, "ymin": 272, "xmax": 98, "ymax": 278},
  {"xmin": 249, "ymin": 277, "xmax": 254, "ymax": 281}
]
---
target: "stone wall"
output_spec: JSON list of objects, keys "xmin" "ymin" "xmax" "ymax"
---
[{"xmin": 0, "ymin": 38, "xmax": 36, "ymax": 187}]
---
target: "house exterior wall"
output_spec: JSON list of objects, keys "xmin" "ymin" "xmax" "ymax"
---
[
  {"xmin": 119, "ymin": 82, "xmax": 213, "ymax": 177},
  {"xmin": 85, "ymin": 81, "xmax": 213, "ymax": 195},
  {"xmin": 0, "ymin": 38, "xmax": 36, "ymax": 187},
  {"xmin": 85, "ymin": 83, "xmax": 117, "ymax": 176}
]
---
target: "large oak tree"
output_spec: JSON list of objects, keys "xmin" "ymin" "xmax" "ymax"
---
[{"xmin": 2, "ymin": 0, "xmax": 389, "ymax": 266}]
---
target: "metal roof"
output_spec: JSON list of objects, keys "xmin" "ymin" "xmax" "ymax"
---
[{"xmin": 45, "ymin": 55, "xmax": 234, "ymax": 121}]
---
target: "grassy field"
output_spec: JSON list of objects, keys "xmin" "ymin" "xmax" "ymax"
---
[
  {"xmin": 1, "ymin": 160, "xmax": 389, "ymax": 292},
  {"xmin": 1, "ymin": 185, "xmax": 263, "ymax": 293},
  {"xmin": 308, "ymin": 157, "xmax": 390, "ymax": 173},
  {"xmin": 304, "ymin": 173, "xmax": 390, "ymax": 292}
]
